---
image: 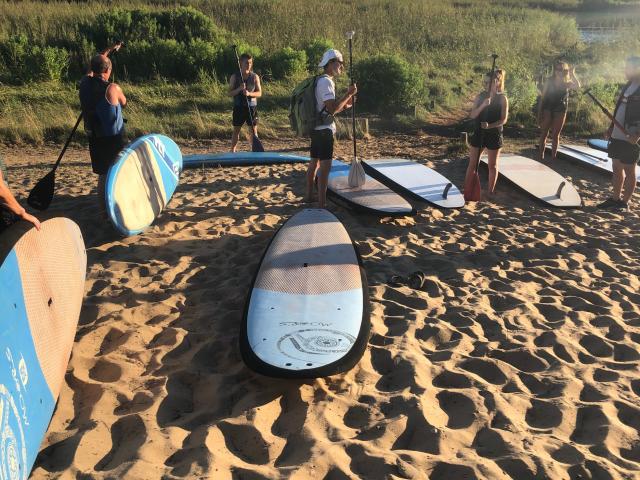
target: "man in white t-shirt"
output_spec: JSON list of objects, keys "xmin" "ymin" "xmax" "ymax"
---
[
  {"xmin": 305, "ymin": 49, "xmax": 357, "ymax": 208},
  {"xmin": 600, "ymin": 56, "xmax": 640, "ymax": 211}
]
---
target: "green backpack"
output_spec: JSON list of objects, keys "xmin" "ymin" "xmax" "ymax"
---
[{"xmin": 289, "ymin": 75, "xmax": 333, "ymax": 137}]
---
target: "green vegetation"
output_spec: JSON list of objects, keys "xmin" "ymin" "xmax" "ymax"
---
[{"xmin": 0, "ymin": 0, "xmax": 639, "ymax": 145}]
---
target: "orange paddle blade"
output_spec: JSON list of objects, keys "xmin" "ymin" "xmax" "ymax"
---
[{"xmin": 463, "ymin": 173, "xmax": 481, "ymax": 202}]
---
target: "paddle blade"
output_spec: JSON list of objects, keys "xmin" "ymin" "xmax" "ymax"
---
[
  {"xmin": 27, "ymin": 170, "xmax": 56, "ymax": 211},
  {"xmin": 252, "ymin": 135, "xmax": 265, "ymax": 152},
  {"xmin": 463, "ymin": 173, "xmax": 481, "ymax": 202}
]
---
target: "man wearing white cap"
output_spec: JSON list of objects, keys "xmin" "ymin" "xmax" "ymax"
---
[{"xmin": 305, "ymin": 49, "xmax": 357, "ymax": 208}]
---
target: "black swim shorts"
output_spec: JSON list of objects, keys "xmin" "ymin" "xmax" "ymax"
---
[
  {"xmin": 608, "ymin": 138, "xmax": 640, "ymax": 165},
  {"xmin": 310, "ymin": 128, "xmax": 334, "ymax": 161},
  {"xmin": 232, "ymin": 105, "xmax": 258, "ymax": 127}
]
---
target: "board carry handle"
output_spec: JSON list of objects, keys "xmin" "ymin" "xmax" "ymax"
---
[
  {"xmin": 556, "ymin": 181, "xmax": 566, "ymax": 199},
  {"xmin": 443, "ymin": 182, "xmax": 452, "ymax": 199}
]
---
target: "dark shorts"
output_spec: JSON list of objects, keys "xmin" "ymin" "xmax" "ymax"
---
[
  {"xmin": 310, "ymin": 129, "xmax": 334, "ymax": 161},
  {"xmin": 232, "ymin": 105, "xmax": 258, "ymax": 127},
  {"xmin": 89, "ymin": 133, "xmax": 127, "ymax": 175},
  {"xmin": 608, "ymin": 138, "xmax": 640, "ymax": 165},
  {"xmin": 469, "ymin": 129, "xmax": 503, "ymax": 151}
]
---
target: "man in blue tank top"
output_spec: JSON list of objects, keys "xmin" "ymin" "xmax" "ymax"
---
[
  {"xmin": 79, "ymin": 44, "xmax": 127, "ymax": 205},
  {"xmin": 228, "ymin": 53, "xmax": 262, "ymax": 152}
]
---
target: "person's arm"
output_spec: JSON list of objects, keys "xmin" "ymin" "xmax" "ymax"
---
[
  {"xmin": 106, "ymin": 83, "xmax": 126, "ymax": 107},
  {"xmin": 99, "ymin": 41, "xmax": 124, "ymax": 58},
  {"xmin": 247, "ymin": 75, "xmax": 262, "ymax": 99},
  {"xmin": 0, "ymin": 170, "xmax": 40, "ymax": 230},
  {"xmin": 568, "ymin": 67, "xmax": 580, "ymax": 90},
  {"xmin": 228, "ymin": 74, "xmax": 244, "ymax": 97},
  {"xmin": 469, "ymin": 95, "xmax": 489, "ymax": 119},
  {"xmin": 323, "ymin": 84, "xmax": 357, "ymax": 115}
]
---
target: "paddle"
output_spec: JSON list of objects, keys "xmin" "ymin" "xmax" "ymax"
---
[
  {"xmin": 232, "ymin": 45, "xmax": 264, "ymax": 152},
  {"xmin": 464, "ymin": 53, "xmax": 498, "ymax": 202},
  {"xmin": 27, "ymin": 45, "xmax": 123, "ymax": 211},
  {"xmin": 346, "ymin": 30, "xmax": 365, "ymax": 188},
  {"xmin": 584, "ymin": 88, "xmax": 634, "ymax": 139}
]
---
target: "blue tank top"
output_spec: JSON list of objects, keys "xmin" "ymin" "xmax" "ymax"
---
[
  {"xmin": 233, "ymin": 72, "xmax": 258, "ymax": 107},
  {"xmin": 79, "ymin": 76, "xmax": 124, "ymax": 138},
  {"xmin": 95, "ymin": 97, "xmax": 124, "ymax": 137}
]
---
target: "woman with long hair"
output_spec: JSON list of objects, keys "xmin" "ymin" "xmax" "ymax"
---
[
  {"xmin": 464, "ymin": 69, "xmax": 509, "ymax": 197},
  {"xmin": 537, "ymin": 61, "xmax": 580, "ymax": 161}
]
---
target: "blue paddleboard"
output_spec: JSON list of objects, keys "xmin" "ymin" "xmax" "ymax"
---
[
  {"xmin": 105, "ymin": 134, "xmax": 182, "ymax": 236},
  {"xmin": 183, "ymin": 151, "xmax": 310, "ymax": 168},
  {"xmin": 588, "ymin": 139, "xmax": 608, "ymax": 153},
  {"xmin": 0, "ymin": 217, "xmax": 86, "ymax": 479}
]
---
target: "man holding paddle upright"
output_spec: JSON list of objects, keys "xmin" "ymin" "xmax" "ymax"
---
[
  {"xmin": 79, "ymin": 42, "xmax": 127, "ymax": 205},
  {"xmin": 229, "ymin": 52, "xmax": 262, "ymax": 152},
  {"xmin": 598, "ymin": 56, "xmax": 640, "ymax": 211}
]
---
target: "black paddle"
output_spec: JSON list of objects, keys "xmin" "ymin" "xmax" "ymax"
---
[
  {"xmin": 347, "ymin": 31, "xmax": 357, "ymax": 162},
  {"xmin": 232, "ymin": 46, "xmax": 264, "ymax": 152},
  {"xmin": 27, "ymin": 44, "xmax": 123, "ymax": 211},
  {"xmin": 584, "ymin": 88, "xmax": 634, "ymax": 139}
]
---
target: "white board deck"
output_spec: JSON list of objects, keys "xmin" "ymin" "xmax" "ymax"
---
[
  {"xmin": 241, "ymin": 209, "xmax": 369, "ymax": 378},
  {"xmin": 481, "ymin": 153, "xmax": 582, "ymax": 207},
  {"xmin": 553, "ymin": 144, "xmax": 640, "ymax": 182},
  {"xmin": 362, "ymin": 158, "xmax": 464, "ymax": 208},
  {"xmin": 327, "ymin": 160, "xmax": 414, "ymax": 215}
]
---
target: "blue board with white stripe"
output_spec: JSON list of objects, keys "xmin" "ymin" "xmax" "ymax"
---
[
  {"xmin": 105, "ymin": 134, "xmax": 182, "ymax": 236},
  {"xmin": 183, "ymin": 151, "xmax": 309, "ymax": 168}
]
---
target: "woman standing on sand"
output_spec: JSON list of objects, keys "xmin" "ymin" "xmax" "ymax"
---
[
  {"xmin": 537, "ymin": 61, "xmax": 580, "ymax": 161},
  {"xmin": 464, "ymin": 69, "xmax": 509, "ymax": 196}
]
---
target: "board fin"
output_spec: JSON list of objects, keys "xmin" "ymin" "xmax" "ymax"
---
[
  {"xmin": 556, "ymin": 181, "xmax": 566, "ymax": 199},
  {"xmin": 443, "ymin": 182, "xmax": 452, "ymax": 199}
]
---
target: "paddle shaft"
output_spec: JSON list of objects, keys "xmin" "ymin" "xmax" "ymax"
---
[
  {"xmin": 348, "ymin": 34, "xmax": 357, "ymax": 160},
  {"xmin": 584, "ymin": 90, "xmax": 632, "ymax": 138},
  {"xmin": 233, "ymin": 46, "xmax": 257, "ymax": 127},
  {"xmin": 475, "ymin": 54, "xmax": 498, "ymax": 173}
]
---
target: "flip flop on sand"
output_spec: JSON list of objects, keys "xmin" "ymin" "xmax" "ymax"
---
[{"xmin": 408, "ymin": 271, "xmax": 426, "ymax": 290}]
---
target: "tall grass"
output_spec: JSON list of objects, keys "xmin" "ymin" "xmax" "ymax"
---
[{"xmin": 0, "ymin": 0, "xmax": 639, "ymax": 144}]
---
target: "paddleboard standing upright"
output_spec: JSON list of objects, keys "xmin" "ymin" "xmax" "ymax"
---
[
  {"xmin": 241, "ymin": 209, "xmax": 370, "ymax": 378},
  {"xmin": 0, "ymin": 217, "xmax": 86, "ymax": 479},
  {"xmin": 105, "ymin": 134, "xmax": 183, "ymax": 236}
]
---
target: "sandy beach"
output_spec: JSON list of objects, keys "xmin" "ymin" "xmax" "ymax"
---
[{"xmin": 2, "ymin": 132, "xmax": 639, "ymax": 479}]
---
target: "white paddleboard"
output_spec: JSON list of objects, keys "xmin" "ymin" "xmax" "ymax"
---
[
  {"xmin": 241, "ymin": 209, "xmax": 370, "ymax": 378},
  {"xmin": 327, "ymin": 160, "xmax": 414, "ymax": 215},
  {"xmin": 481, "ymin": 154, "xmax": 582, "ymax": 207},
  {"xmin": 362, "ymin": 158, "xmax": 464, "ymax": 208},
  {"xmin": 553, "ymin": 144, "xmax": 640, "ymax": 182}
]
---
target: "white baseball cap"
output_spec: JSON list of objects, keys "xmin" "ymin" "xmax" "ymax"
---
[{"xmin": 318, "ymin": 49, "xmax": 344, "ymax": 68}]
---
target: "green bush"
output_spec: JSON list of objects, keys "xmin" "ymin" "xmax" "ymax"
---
[
  {"xmin": 505, "ymin": 71, "xmax": 539, "ymax": 124},
  {"xmin": 0, "ymin": 35, "xmax": 68, "ymax": 83},
  {"xmin": 28, "ymin": 46, "xmax": 70, "ymax": 81},
  {"xmin": 354, "ymin": 54, "xmax": 425, "ymax": 113},
  {"xmin": 186, "ymin": 39, "xmax": 222, "ymax": 79},
  {"xmin": 304, "ymin": 38, "xmax": 334, "ymax": 71},
  {"xmin": 264, "ymin": 47, "xmax": 307, "ymax": 80},
  {"xmin": 157, "ymin": 7, "xmax": 222, "ymax": 44}
]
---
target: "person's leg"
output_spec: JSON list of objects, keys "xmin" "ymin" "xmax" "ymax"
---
[
  {"xmin": 549, "ymin": 112, "xmax": 567, "ymax": 160},
  {"xmin": 621, "ymin": 162, "xmax": 637, "ymax": 204},
  {"xmin": 464, "ymin": 146, "xmax": 482, "ymax": 187},
  {"xmin": 305, "ymin": 158, "xmax": 319, "ymax": 202},
  {"xmin": 612, "ymin": 158, "xmax": 624, "ymax": 201},
  {"xmin": 487, "ymin": 149, "xmax": 501, "ymax": 194},
  {"xmin": 97, "ymin": 174, "xmax": 108, "ymax": 219},
  {"xmin": 231, "ymin": 127, "xmax": 241, "ymax": 152},
  {"xmin": 537, "ymin": 110, "xmax": 553, "ymax": 161},
  {"xmin": 316, "ymin": 159, "xmax": 332, "ymax": 209},
  {"xmin": 250, "ymin": 107, "xmax": 259, "ymax": 138}
]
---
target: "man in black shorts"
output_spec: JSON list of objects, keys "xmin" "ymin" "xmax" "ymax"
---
[
  {"xmin": 228, "ymin": 53, "xmax": 262, "ymax": 152},
  {"xmin": 305, "ymin": 49, "xmax": 357, "ymax": 208},
  {"xmin": 599, "ymin": 56, "xmax": 640, "ymax": 211}
]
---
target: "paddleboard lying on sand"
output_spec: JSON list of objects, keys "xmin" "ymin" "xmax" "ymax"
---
[
  {"xmin": 105, "ymin": 134, "xmax": 182, "ymax": 236},
  {"xmin": 241, "ymin": 209, "xmax": 370, "ymax": 378},
  {"xmin": 183, "ymin": 151, "xmax": 309, "ymax": 168},
  {"xmin": 362, "ymin": 158, "xmax": 464, "ymax": 208},
  {"xmin": 327, "ymin": 160, "xmax": 415, "ymax": 215},
  {"xmin": 552, "ymin": 144, "xmax": 640, "ymax": 182},
  {"xmin": 588, "ymin": 139, "xmax": 608, "ymax": 152},
  {"xmin": 481, "ymin": 154, "xmax": 582, "ymax": 207},
  {"xmin": 0, "ymin": 217, "xmax": 86, "ymax": 478}
]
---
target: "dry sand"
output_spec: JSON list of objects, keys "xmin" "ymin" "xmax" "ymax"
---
[{"xmin": 2, "ymin": 133, "xmax": 640, "ymax": 479}]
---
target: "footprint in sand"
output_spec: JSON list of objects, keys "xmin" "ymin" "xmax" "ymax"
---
[
  {"xmin": 525, "ymin": 399, "xmax": 563, "ymax": 429},
  {"xmin": 459, "ymin": 358, "xmax": 508, "ymax": 385},
  {"xmin": 88, "ymin": 358, "xmax": 122, "ymax": 383},
  {"xmin": 94, "ymin": 414, "xmax": 147, "ymax": 471},
  {"xmin": 436, "ymin": 391, "xmax": 476, "ymax": 429}
]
